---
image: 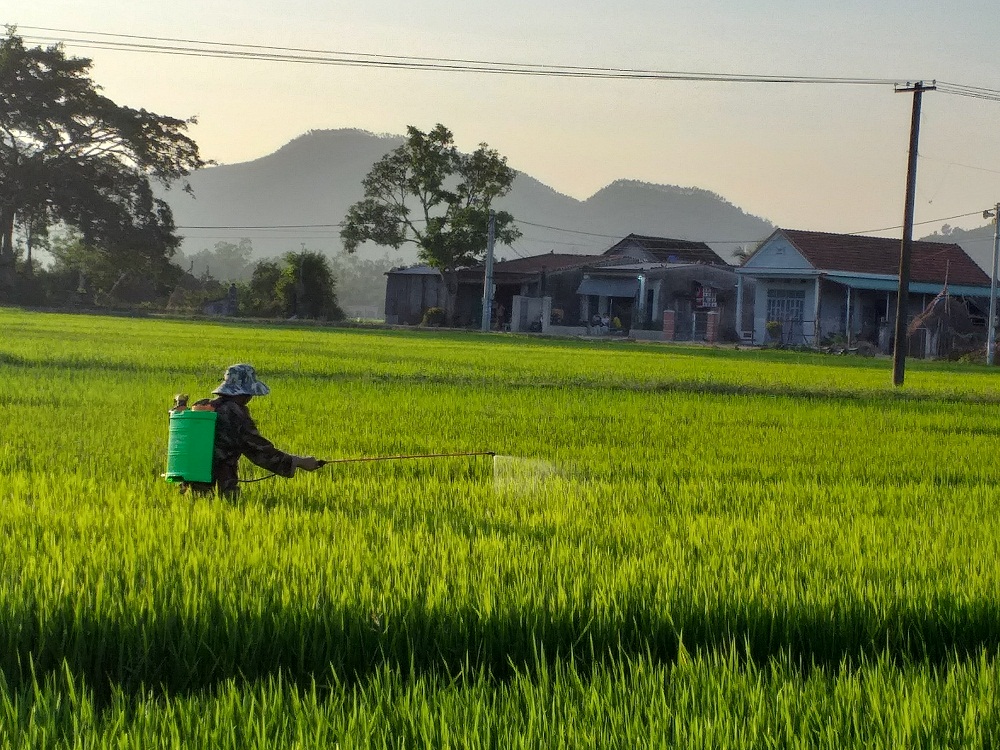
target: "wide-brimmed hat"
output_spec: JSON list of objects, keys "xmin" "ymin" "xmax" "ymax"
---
[{"xmin": 212, "ymin": 363, "xmax": 271, "ymax": 396}]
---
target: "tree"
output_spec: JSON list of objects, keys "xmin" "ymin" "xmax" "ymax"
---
[
  {"xmin": 175, "ymin": 238, "xmax": 255, "ymax": 282},
  {"xmin": 239, "ymin": 251, "xmax": 344, "ymax": 321},
  {"xmin": 731, "ymin": 243, "xmax": 758, "ymax": 265},
  {"xmin": 0, "ymin": 29, "xmax": 206, "ymax": 299},
  {"xmin": 328, "ymin": 250, "xmax": 396, "ymax": 314},
  {"xmin": 340, "ymin": 124, "xmax": 520, "ymax": 322},
  {"xmin": 242, "ymin": 259, "xmax": 283, "ymax": 317},
  {"xmin": 45, "ymin": 226, "xmax": 186, "ymax": 305},
  {"xmin": 276, "ymin": 250, "xmax": 344, "ymax": 320}
]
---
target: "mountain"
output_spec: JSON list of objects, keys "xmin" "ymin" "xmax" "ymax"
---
[
  {"xmin": 920, "ymin": 222, "xmax": 997, "ymax": 276},
  {"xmin": 163, "ymin": 128, "xmax": 774, "ymax": 264}
]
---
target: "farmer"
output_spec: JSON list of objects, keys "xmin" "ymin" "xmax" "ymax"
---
[{"xmin": 186, "ymin": 363, "xmax": 322, "ymax": 496}]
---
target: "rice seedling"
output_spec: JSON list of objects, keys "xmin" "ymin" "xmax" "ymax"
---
[{"xmin": 2, "ymin": 307, "xmax": 1000, "ymax": 746}]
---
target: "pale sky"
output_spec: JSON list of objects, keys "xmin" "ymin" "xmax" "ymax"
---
[{"xmin": 8, "ymin": 1, "xmax": 1000, "ymax": 241}]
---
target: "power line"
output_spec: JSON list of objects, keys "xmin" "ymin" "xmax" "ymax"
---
[
  {"xmin": 515, "ymin": 220, "xmax": 622, "ymax": 239},
  {"xmin": 936, "ymin": 81, "xmax": 1000, "ymax": 103},
  {"xmin": 176, "ymin": 222, "xmax": 343, "ymax": 229},
  {"xmin": 848, "ymin": 209, "xmax": 994, "ymax": 236},
  {"xmin": 175, "ymin": 207, "xmax": 996, "ymax": 245},
  {"xmin": 15, "ymin": 26, "xmax": 906, "ymax": 86},
  {"xmin": 16, "ymin": 28, "xmax": 1000, "ymax": 102},
  {"xmin": 918, "ymin": 152, "xmax": 1000, "ymax": 176}
]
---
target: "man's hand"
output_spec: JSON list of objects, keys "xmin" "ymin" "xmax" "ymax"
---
[{"xmin": 294, "ymin": 456, "xmax": 323, "ymax": 472}]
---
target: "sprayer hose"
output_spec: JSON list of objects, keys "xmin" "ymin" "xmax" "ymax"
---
[{"xmin": 237, "ymin": 450, "xmax": 496, "ymax": 483}]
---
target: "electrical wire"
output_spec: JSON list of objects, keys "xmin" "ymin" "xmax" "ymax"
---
[
  {"xmin": 17, "ymin": 26, "xmax": 990, "ymax": 246},
  {"xmin": 15, "ymin": 26, "xmax": 905, "ymax": 86},
  {"xmin": 936, "ymin": 81, "xmax": 1000, "ymax": 103},
  {"xmin": 176, "ymin": 222, "xmax": 344, "ymax": 229},
  {"xmin": 919, "ymin": 153, "xmax": 1000, "ymax": 176},
  {"xmin": 848, "ymin": 209, "xmax": 995, "ymax": 236},
  {"xmin": 172, "ymin": 207, "xmax": 995, "ymax": 249}
]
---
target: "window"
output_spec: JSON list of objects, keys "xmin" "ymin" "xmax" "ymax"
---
[
  {"xmin": 695, "ymin": 284, "xmax": 717, "ymax": 309},
  {"xmin": 766, "ymin": 289, "xmax": 805, "ymax": 323}
]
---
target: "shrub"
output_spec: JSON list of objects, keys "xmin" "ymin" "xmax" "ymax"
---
[
  {"xmin": 765, "ymin": 320, "xmax": 783, "ymax": 342},
  {"xmin": 421, "ymin": 307, "xmax": 446, "ymax": 327}
]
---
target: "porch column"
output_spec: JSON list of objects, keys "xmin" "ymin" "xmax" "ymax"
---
[
  {"xmin": 637, "ymin": 275, "xmax": 647, "ymax": 325},
  {"xmin": 663, "ymin": 309, "xmax": 676, "ymax": 340},
  {"xmin": 510, "ymin": 295, "xmax": 523, "ymax": 332},
  {"xmin": 813, "ymin": 277, "xmax": 822, "ymax": 345},
  {"xmin": 845, "ymin": 285, "xmax": 852, "ymax": 346},
  {"xmin": 735, "ymin": 274, "xmax": 744, "ymax": 340},
  {"xmin": 706, "ymin": 311, "xmax": 720, "ymax": 343}
]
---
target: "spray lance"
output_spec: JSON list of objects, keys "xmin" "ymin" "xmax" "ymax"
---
[{"xmin": 238, "ymin": 451, "xmax": 497, "ymax": 483}]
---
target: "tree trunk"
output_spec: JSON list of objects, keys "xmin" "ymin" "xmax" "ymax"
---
[
  {"xmin": 24, "ymin": 222, "xmax": 34, "ymax": 276},
  {"xmin": 443, "ymin": 268, "xmax": 459, "ymax": 326},
  {"xmin": 0, "ymin": 207, "xmax": 17, "ymax": 298}
]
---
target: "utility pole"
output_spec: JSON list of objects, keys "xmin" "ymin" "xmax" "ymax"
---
[
  {"xmin": 296, "ymin": 243, "xmax": 306, "ymax": 317},
  {"xmin": 892, "ymin": 81, "xmax": 935, "ymax": 387},
  {"xmin": 987, "ymin": 203, "xmax": 1000, "ymax": 365},
  {"xmin": 480, "ymin": 210, "xmax": 496, "ymax": 332}
]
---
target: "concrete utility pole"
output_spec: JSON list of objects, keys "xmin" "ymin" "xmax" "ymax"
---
[
  {"xmin": 480, "ymin": 210, "xmax": 496, "ymax": 332},
  {"xmin": 892, "ymin": 81, "xmax": 935, "ymax": 387},
  {"xmin": 987, "ymin": 203, "xmax": 1000, "ymax": 365}
]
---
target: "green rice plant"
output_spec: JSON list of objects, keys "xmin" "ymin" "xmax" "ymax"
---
[{"xmin": 3, "ymin": 307, "xmax": 1000, "ymax": 746}]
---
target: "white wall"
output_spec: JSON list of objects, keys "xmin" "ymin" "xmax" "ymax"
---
[
  {"xmin": 752, "ymin": 278, "xmax": 817, "ymax": 344},
  {"xmin": 743, "ymin": 235, "xmax": 813, "ymax": 271},
  {"xmin": 818, "ymin": 286, "xmax": 849, "ymax": 341}
]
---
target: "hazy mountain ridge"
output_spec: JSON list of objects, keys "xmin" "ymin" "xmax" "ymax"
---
[
  {"xmin": 164, "ymin": 128, "xmax": 775, "ymax": 263},
  {"xmin": 920, "ymin": 223, "xmax": 997, "ymax": 275}
]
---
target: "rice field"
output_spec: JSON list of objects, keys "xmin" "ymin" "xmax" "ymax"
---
[{"xmin": 2, "ymin": 307, "xmax": 1000, "ymax": 747}]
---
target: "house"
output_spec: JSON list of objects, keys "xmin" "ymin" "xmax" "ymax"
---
[
  {"xmin": 383, "ymin": 234, "xmax": 749, "ymax": 340},
  {"xmin": 571, "ymin": 235, "xmax": 743, "ymax": 340},
  {"xmin": 455, "ymin": 252, "xmax": 603, "ymax": 329},
  {"xmin": 383, "ymin": 265, "xmax": 445, "ymax": 325},
  {"xmin": 601, "ymin": 233, "xmax": 730, "ymax": 266},
  {"xmin": 576, "ymin": 260, "xmax": 744, "ymax": 340},
  {"xmin": 737, "ymin": 228, "xmax": 991, "ymax": 350},
  {"xmin": 201, "ymin": 283, "xmax": 239, "ymax": 316}
]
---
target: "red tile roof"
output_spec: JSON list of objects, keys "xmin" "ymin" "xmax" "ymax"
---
[
  {"xmin": 488, "ymin": 253, "xmax": 602, "ymax": 274},
  {"xmin": 604, "ymin": 233, "xmax": 728, "ymax": 266},
  {"xmin": 780, "ymin": 229, "xmax": 989, "ymax": 286}
]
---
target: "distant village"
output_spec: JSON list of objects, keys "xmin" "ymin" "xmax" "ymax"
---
[{"xmin": 385, "ymin": 229, "xmax": 991, "ymax": 360}]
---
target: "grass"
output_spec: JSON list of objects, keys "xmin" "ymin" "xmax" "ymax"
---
[{"xmin": 1, "ymin": 307, "xmax": 1000, "ymax": 747}]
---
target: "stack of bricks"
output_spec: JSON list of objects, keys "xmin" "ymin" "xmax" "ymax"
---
[
  {"xmin": 706, "ymin": 311, "xmax": 720, "ymax": 343},
  {"xmin": 662, "ymin": 310, "xmax": 676, "ymax": 340}
]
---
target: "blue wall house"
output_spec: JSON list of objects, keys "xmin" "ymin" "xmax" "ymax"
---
[{"xmin": 736, "ymin": 229, "xmax": 992, "ymax": 350}]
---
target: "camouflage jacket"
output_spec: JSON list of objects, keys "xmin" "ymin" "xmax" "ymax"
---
[{"xmin": 210, "ymin": 396, "xmax": 296, "ymax": 491}]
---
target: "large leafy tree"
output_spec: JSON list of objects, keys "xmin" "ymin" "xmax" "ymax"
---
[
  {"xmin": 340, "ymin": 124, "xmax": 520, "ymax": 322},
  {"xmin": 275, "ymin": 250, "xmax": 344, "ymax": 320},
  {"xmin": 239, "ymin": 251, "xmax": 344, "ymax": 321},
  {"xmin": 0, "ymin": 29, "xmax": 206, "ymax": 298}
]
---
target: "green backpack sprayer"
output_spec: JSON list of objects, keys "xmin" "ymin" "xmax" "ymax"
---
[{"xmin": 164, "ymin": 407, "xmax": 218, "ymax": 484}]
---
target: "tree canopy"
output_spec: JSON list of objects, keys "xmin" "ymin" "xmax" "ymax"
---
[
  {"xmin": 340, "ymin": 124, "xmax": 520, "ymax": 273},
  {"xmin": 0, "ymin": 29, "xmax": 207, "ymax": 299},
  {"xmin": 239, "ymin": 251, "xmax": 344, "ymax": 321}
]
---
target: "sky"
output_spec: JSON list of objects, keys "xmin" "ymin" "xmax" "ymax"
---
[{"xmin": 7, "ymin": 1, "xmax": 1000, "ymax": 245}]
